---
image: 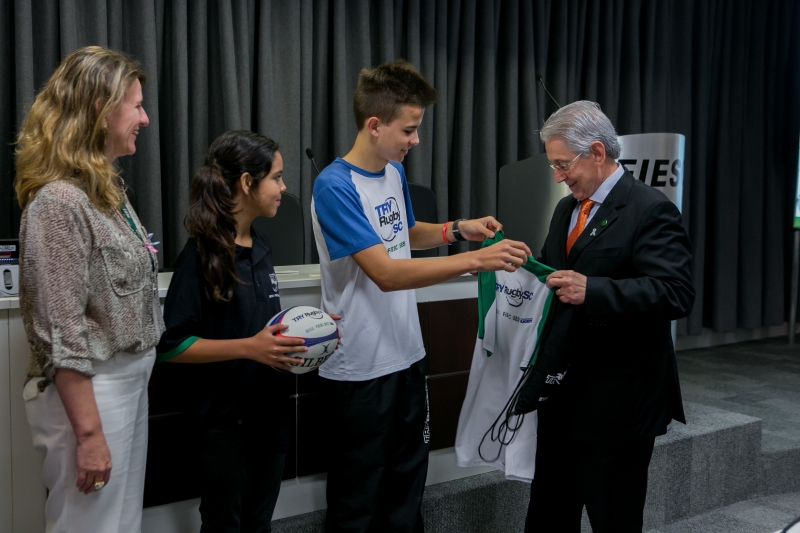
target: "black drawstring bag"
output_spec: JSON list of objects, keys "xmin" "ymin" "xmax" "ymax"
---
[
  {"xmin": 478, "ymin": 300, "xmax": 574, "ymax": 461},
  {"xmin": 782, "ymin": 514, "xmax": 800, "ymax": 533},
  {"xmin": 510, "ymin": 300, "xmax": 574, "ymax": 415}
]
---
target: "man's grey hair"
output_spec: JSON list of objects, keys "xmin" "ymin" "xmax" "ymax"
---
[{"xmin": 539, "ymin": 101, "xmax": 621, "ymax": 160}]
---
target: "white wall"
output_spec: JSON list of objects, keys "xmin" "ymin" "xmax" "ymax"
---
[{"xmin": 1, "ymin": 309, "xmax": 12, "ymax": 533}]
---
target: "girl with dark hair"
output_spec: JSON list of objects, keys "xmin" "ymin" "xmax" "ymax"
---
[{"xmin": 157, "ymin": 130, "xmax": 305, "ymax": 532}]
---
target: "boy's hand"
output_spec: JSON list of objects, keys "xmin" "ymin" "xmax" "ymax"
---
[
  {"xmin": 458, "ymin": 216, "xmax": 504, "ymax": 242},
  {"xmin": 470, "ymin": 239, "xmax": 531, "ymax": 272}
]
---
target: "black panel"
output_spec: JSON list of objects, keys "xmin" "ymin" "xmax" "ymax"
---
[
  {"xmin": 146, "ymin": 361, "xmax": 297, "ymax": 506},
  {"xmin": 147, "ymin": 361, "xmax": 191, "ymax": 416},
  {"xmin": 418, "ymin": 302, "xmax": 430, "ymax": 375},
  {"xmin": 143, "ymin": 413, "xmax": 200, "ymax": 508},
  {"xmin": 427, "ymin": 373, "xmax": 471, "ymax": 451},
  {"xmin": 296, "ymin": 392, "xmax": 332, "ymax": 477},
  {"xmin": 283, "ymin": 399, "xmax": 298, "ymax": 480},
  {"xmin": 428, "ymin": 298, "xmax": 478, "ymax": 376},
  {"xmin": 252, "ymin": 192, "xmax": 304, "ymax": 266},
  {"xmin": 297, "ymin": 368, "xmax": 327, "ymax": 395}
]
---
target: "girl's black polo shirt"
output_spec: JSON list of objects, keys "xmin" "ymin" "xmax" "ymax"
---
[{"xmin": 157, "ymin": 226, "xmax": 292, "ymax": 451}]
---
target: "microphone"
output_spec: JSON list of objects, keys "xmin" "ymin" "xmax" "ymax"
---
[
  {"xmin": 536, "ymin": 75, "xmax": 561, "ymax": 109},
  {"xmin": 306, "ymin": 148, "xmax": 321, "ymax": 176}
]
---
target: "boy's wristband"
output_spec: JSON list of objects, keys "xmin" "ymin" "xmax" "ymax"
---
[{"xmin": 442, "ymin": 222, "xmax": 452, "ymax": 244}]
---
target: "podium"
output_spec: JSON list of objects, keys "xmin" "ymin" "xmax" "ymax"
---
[{"xmin": 497, "ymin": 153, "xmax": 568, "ymax": 257}]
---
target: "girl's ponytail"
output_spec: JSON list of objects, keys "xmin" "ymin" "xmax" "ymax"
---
[
  {"xmin": 186, "ymin": 162, "xmax": 239, "ymax": 301},
  {"xmin": 185, "ymin": 130, "xmax": 279, "ymax": 302}
]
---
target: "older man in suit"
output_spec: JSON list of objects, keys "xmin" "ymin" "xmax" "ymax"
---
[{"xmin": 524, "ymin": 101, "xmax": 695, "ymax": 533}]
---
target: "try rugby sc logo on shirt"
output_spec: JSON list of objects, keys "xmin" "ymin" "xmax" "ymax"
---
[
  {"xmin": 496, "ymin": 278, "xmax": 535, "ymax": 308},
  {"xmin": 374, "ymin": 197, "xmax": 403, "ymax": 242}
]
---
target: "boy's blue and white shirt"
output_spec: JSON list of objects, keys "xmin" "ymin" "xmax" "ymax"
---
[{"xmin": 311, "ymin": 158, "xmax": 426, "ymax": 381}]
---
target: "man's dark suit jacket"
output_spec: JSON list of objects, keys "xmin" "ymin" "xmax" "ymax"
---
[{"xmin": 539, "ymin": 170, "xmax": 695, "ymax": 442}]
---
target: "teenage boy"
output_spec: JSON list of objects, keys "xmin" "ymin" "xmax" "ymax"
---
[{"xmin": 311, "ymin": 59, "xmax": 531, "ymax": 533}]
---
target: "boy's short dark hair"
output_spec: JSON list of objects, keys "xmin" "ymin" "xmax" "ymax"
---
[{"xmin": 353, "ymin": 59, "xmax": 437, "ymax": 130}]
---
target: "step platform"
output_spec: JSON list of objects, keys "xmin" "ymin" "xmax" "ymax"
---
[{"xmin": 273, "ymin": 401, "xmax": 771, "ymax": 532}]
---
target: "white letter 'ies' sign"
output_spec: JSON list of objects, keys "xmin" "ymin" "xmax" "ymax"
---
[{"xmin": 618, "ymin": 133, "xmax": 685, "ymax": 213}]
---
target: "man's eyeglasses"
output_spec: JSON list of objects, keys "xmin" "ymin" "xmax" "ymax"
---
[{"xmin": 549, "ymin": 152, "xmax": 582, "ymax": 172}]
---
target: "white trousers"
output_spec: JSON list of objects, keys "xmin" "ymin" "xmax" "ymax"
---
[{"xmin": 24, "ymin": 348, "xmax": 156, "ymax": 533}]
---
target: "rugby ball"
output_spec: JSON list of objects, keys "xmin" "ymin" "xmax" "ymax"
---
[{"xmin": 267, "ymin": 306, "xmax": 339, "ymax": 374}]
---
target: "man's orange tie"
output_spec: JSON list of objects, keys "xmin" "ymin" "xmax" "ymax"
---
[{"xmin": 566, "ymin": 199, "xmax": 594, "ymax": 256}]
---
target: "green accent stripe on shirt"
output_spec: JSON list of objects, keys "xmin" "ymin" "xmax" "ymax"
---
[
  {"xmin": 478, "ymin": 230, "xmax": 555, "ymax": 341},
  {"xmin": 478, "ymin": 230, "xmax": 558, "ymax": 364},
  {"xmin": 525, "ymin": 289, "xmax": 556, "ymax": 369},
  {"xmin": 520, "ymin": 254, "xmax": 555, "ymax": 281},
  {"xmin": 157, "ymin": 336, "xmax": 201, "ymax": 362}
]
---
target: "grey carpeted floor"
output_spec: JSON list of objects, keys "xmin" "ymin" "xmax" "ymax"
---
[
  {"xmin": 645, "ymin": 337, "xmax": 800, "ymax": 533},
  {"xmin": 676, "ymin": 338, "xmax": 800, "ymax": 453},
  {"xmin": 643, "ymin": 491, "xmax": 800, "ymax": 533},
  {"xmin": 579, "ymin": 337, "xmax": 800, "ymax": 532}
]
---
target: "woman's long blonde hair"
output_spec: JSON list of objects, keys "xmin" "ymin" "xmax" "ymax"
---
[{"xmin": 15, "ymin": 46, "xmax": 146, "ymax": 211}]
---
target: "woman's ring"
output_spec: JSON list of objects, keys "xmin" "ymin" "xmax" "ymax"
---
[
  {"xmin": 556, "ymin": 288, "xmax": 562, "ymax": 296},
  {"xmin": 94, "ymin": 481, "xmax": 105, "ymax": 491}
]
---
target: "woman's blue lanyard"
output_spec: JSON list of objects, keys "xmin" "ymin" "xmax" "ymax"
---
[{"xmin": 118, "ymin": 203, "xmax": 158, "ymax": 273}]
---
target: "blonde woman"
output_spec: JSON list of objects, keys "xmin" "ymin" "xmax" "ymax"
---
[{"xmin": 15, "ymin": 46, "xmax": 164, "ymax": 533}]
